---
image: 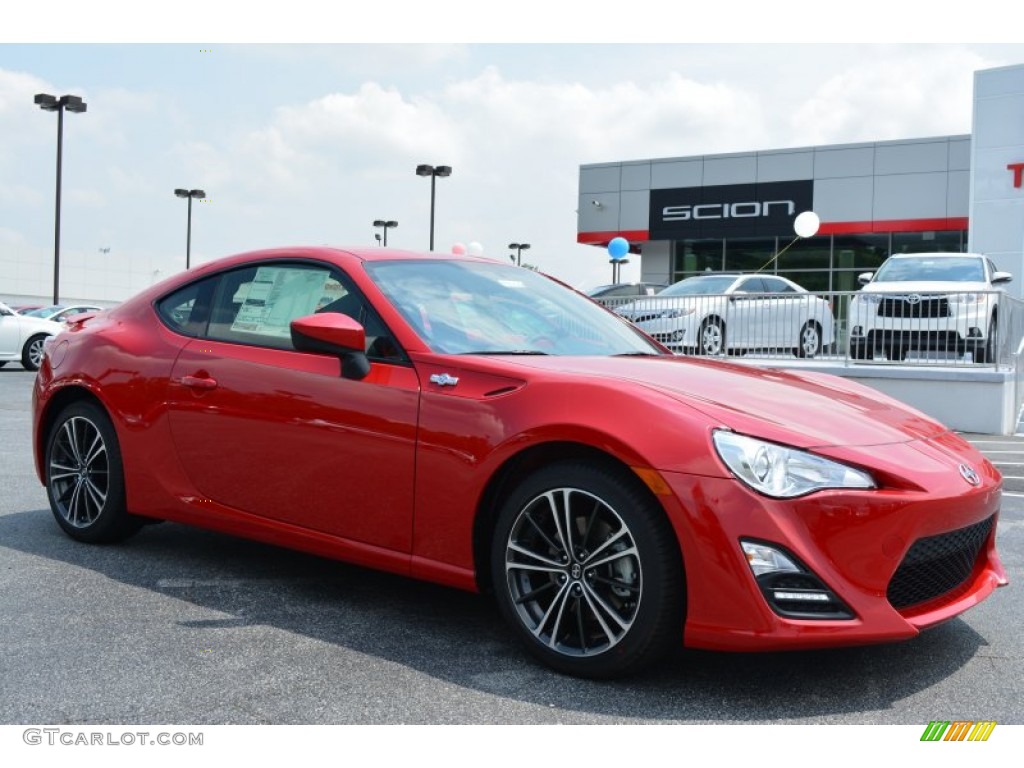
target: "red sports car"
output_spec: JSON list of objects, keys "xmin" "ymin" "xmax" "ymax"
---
[{"xmin": 32, "ymin": 247, "xmax": 1008, "ymax": 678}]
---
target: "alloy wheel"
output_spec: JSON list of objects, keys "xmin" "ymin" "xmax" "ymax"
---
[
  {"xmin": 503, "ymin": 487, "xmax": 642, "ymax": 658},
  {"xmin": 48, "ymin": 416, "xmax": 110, "ymax": 528}
]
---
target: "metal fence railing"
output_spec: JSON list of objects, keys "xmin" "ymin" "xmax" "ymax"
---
[{"xmin": 596, "ymin": 289, "xmax": 1024, "ymax": 369}]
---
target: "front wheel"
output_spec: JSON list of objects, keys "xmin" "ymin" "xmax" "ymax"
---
[
  {"xmin": 21, "ymin": 334, "xmax": 48, "ymax": 371},
  {"xmin": 45, "ymin": 401, "xmax": 144, "ymax": 543},
  {"xmin": 491, "ymin": 462, "xmax": 684, "ymax": 678},
  {"xmin": 978, "ymin": 317, "xmax": 997, "ymax": 364}
]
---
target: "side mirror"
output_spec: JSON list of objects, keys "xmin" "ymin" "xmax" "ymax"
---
[
  {"xmin": 857, "ymin": 272, "xmax": 874, "ymax": 286},
  {"xmin": 992, "ymin": 271, "xmax": 1013, "ymax": 285},
  {"xmin": 291, "ymin": 313, "xmax": 370, "ymax": 380}
]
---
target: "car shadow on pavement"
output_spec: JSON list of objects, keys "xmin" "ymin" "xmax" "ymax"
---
[{"xmin": 0, "ymin": 508, "xmax": 991, "ymax": 724}]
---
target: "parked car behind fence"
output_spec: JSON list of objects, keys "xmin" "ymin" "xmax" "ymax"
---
[{"xmin": 611, "ymin": 273, "xmax": 836, "ymax": 358}]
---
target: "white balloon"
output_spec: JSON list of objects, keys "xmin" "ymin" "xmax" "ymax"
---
[
  {"xmin": 794, "ymin": 211, "xmax": 820, "ymax": 238},
  {"xmin": 467, "ymin": 241, "xmax": 484, "ymax": 256}
]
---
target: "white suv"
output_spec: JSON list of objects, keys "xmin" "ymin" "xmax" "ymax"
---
[
  {"xmin": 0, "ymin": 301, "xmax": 65, "ymax": 371},
  {"xmin": 847, "ymin": 252, "xmax": 1011, "ymax": 363}
]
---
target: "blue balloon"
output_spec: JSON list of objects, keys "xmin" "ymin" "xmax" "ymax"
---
[{"xmin": 607, "ymin": 237, "xmax": 629, "ymax": 260}]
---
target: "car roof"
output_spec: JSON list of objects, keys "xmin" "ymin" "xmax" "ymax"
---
[{"xmin": 887, "ymin": 252, "xmax": 985, "ymax": 259}]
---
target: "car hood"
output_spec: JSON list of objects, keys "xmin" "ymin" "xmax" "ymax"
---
[
  {"xmin": 496, "ymin": 354, "xmax": 947, "ymax": 449},
  {"xmin": 857, "ymin": 280, "xmax": 994, "ymax": 294},
  {"xmin": 616, "ymin": 296, "xmax": 710, "ymax": 314}
]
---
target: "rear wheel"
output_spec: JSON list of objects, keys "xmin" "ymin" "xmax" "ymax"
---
[
  {"xmin": 21, "ymin": 334, "xmax": 48, "ymax": 371},
  {"xmin": 697, "ymin": 319, "xmax": 725, "ymax": 356},
  {"xmin": 491, "ymin": 462, "xmax": 684, "ymax": 679},
  {"xmin": 45, "ymin": 401, "xmax": 144, "ymax": 543},
  {"xmin": 795, "ymin": 321, "xmax": 822, "ymax": 358}
]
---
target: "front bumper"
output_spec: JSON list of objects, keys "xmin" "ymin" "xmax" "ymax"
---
[{"xmin": 656, "ymin": 434, "xmax": 1007, "ymax": 651}]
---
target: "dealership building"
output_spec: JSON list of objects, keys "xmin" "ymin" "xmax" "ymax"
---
[{"xmin": 577, "ymin": 63, "xmax": 1024, "ymax": 299}]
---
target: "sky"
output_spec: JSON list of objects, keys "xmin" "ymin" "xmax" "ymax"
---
[{"xmin": 3, "ymin": 3, "xmax": 1024, "ymax": 302}]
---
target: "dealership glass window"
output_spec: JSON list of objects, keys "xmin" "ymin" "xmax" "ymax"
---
[
  {"xmin": 892, "ymin": 230, "xmax": 965, "ymax": 254},
  {"xmin": 660, "ymin": 228, "xmax": 968, "ymax": 297},
  {"xmin": 777, "ymin": 270, "xmax": 831, "ymax": 293},
  {"xmin": 724, "ymin": 237, "xmax": 776, "ymax": 272},
  {"xmin": 831, "ymin": 234, "xmax": 891, "ymax": 294},
  {"xmin": 672, "ymin": 239, "xmax": 723, "ymax": 280},
  {"xmin": 776, "ymin": 236, "xmax": 831, "ymax": 271}
]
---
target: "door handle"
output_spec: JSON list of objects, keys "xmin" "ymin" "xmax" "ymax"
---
[{"xmin": 180, "ymin": 374, "xmax": 218, "ymax": 391}]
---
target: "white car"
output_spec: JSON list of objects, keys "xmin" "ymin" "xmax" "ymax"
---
[
  {"xmin": 0, "ymin": 300, "xmax": 65, "ymax": 371},
  {"xmin": 616, "ymin": 273, "xmax": 835, "ymax": 357},
  {"xmin": 847, "ymin": 252, "xmax": 1011, "ymax": 363},
  {"xmin": 21, "ymin": 303, "xmax": 105, "ymax": 323}
]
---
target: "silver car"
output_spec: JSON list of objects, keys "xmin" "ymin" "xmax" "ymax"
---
[{"xmin": 617, "ymin": 273, "xmax": 835, "ymax": 357}]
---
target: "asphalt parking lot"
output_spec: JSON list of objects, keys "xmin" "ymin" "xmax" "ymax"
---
[{"xmin": 0, "ymin": 366, "xmax": 1021, "ymax": 726}]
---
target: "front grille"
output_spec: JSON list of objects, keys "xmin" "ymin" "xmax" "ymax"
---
[
  {"xmin": 878, "ymin": 295, "xmax": 950, "ymax": 319},
  {"xmin": 887, "ymin": 516, "xmax": 994, "ymax": 610}
]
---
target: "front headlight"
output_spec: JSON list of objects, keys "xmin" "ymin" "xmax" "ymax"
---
[
  {"xmin": 712, "ymin": 430, "xmax": 875, "ymax": 498},
  {"xmin": 948, "ymin": 293, "xmax": 981, "ymax": 305},
  {"xmin": 660, "ymin": 307, "xmax": 695, "ymax": 319}
]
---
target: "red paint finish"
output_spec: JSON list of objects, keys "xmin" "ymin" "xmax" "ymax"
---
[
  {"xmin": 817, "ymin": 217, "xmax": 969, "ymax": 235},
  {"xmin": 32, "ymin": 245, "xmax": 1007, "ymax": 659},
  {"xmin": 1009, "ymin": 162, "xmax": 1024, "ymax": 188}
]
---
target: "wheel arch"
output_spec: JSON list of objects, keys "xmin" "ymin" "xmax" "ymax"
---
[
  {"xmin": 35, "ymin": 384, "xmax": 110, "ymax": 483},
  {"xmin": 471, "ymin": 440, "xmax": 685, "ymax": 597}
]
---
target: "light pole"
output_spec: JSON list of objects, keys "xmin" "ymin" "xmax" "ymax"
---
[
  {"xmin": 373, "ymin": 219, "xmax": 398, "ymax": 246},
  {"xmin": 509, "ymin": 242, "xmax": 530, "ymax": 266},
  {"xmin": 173, "ymin": 188, "xmax": 206, "ymax": 269},
  {"xmin": 415, "ymin": 164, "xmax": 452, "ymax": 251},
  {"xmin": 34, "ymin": 93, "xmax": 87, "ymax": 305}
]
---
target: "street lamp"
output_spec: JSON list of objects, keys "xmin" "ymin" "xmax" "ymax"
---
[
  {"xmin": 508, "ymin": 242, "xmax": 531, "ymax": 266},
  {"xmin": 34, "ymin": 93, "xmax": 87, "ymax": 305},
  {"xmin": 373, "ymin": 219, "xmax": 398, "ymax": 246},
  {"xmin": 173, "ymin": 188, "xmax": 206, "ymax": 269},
  {"xmin": 415, "ymin": 164, "xmax": 452, "ymax": 251}
]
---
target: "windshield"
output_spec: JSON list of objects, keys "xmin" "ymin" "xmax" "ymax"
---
[
  {"xmin": 366, "ymin": 259, "xmax": 663, "ymax": 356},
  {"xmin": 873, "ymin": 256, "xmax": 985, "ymax": 283},
  {"xmin": 660, "ymin": 275, "xmax": 737, "ymax": 297}
]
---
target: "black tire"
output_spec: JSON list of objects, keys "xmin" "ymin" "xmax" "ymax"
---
[
  {"xmin": 21, "ymin": 334, "xmax": 48, "ymax": 371},
  {"xmin": 795, "ymin": 321, "xmax": 823, "ymax": 358},
  {"xmin": 697, "ymin": 318, "xmax": 725, "ymax": 356},
  {"xmin": 0, "ymin": 361, "xmax": 7, "ymax": 368},
  {"xmin": 490, "ymin": 461, "xmax": 684, "ymax": 679},
  {"xmin": 44, "ymin": 401, "xmax": 144, "ymax": 543},
  {"xmin": 848, "ymin": 341, "xmax": 869, "ymax": 360},
  {"xmin": 886, "ymin": 345, "xmax": 906, "ymax": 362},
  {"xmin": 978, "ymin": 317, "xmax": 997, "ymax": 364}
]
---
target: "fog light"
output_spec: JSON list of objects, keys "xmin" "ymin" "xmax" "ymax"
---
[
  {"xmin": 967, "ymin": 327, "xmax": 982, "ymax": 338},
  {"xmin": 851, "ymin": 325, "xmax": 864, "ymax": 337},
  {"xmin": 773, "ymin": 591, "xmax": 832, "ymax": 602},
  {"xmin": 740, "ymin": 539, "xmax": 855, "ymax": 620},
  {"xmin": 741, "ymin": 541, "xmax": 801, "ymax": 577},
  {"xmin": 672, "ymin": 329, "xmax": 686, "ymax": 341}
]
